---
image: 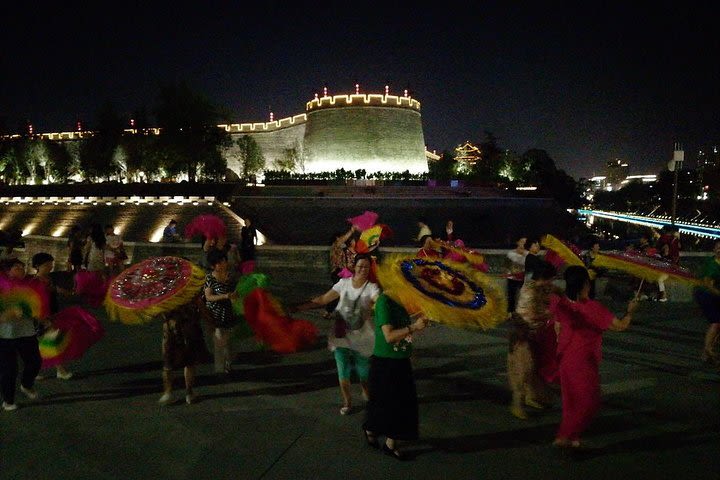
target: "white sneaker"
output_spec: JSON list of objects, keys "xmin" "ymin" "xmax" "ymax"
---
[
  {"xmin": 19, "ymin": 385, "xmax": 38, "ymax": 400},
  {"xmin": 158, "ymin": 392, "xmax": 173, "ymax": 406},
  {"xmin": 57, "ymin": 370, "xmax": 74, "ymax": 380},
  {"xmin": 185, "ymin": 393, "xmax": 198, "ymax": 405},
  {"xmin": 2, "ymin": 402, "xmax": 18, "ymax": 411}
]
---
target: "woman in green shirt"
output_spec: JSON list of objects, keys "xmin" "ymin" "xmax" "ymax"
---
[
  {"xmin": 362, "ymin": 293, "xmax": 429, "ymax": 460},
  {"xmin": 694, "ymin": 240, "xmax": 720, "ymax": 364}
]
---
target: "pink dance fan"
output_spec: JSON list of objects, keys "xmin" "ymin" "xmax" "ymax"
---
[
  {"xmin": 74, "ymin": 271, "xmax": 111, "ymax": 308},
  {"xmin": 184, "ymin": 214, "xmax": 227, "ymax": 240},
  {"xmin": 39, "ymin": 306, "xmax": 105, "ymax": 368},
  {"xmin": 347, "ymin": 211, "xmax": 379, "ymax": 231}
]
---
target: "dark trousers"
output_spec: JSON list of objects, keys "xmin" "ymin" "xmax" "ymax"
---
[
  {"xmin": 0, "ymin": 336, "xmax": 41, "ymax": 404},
  {"xmin": 507, "ymin": 279, "xmax": 524, "ymax": 312}
]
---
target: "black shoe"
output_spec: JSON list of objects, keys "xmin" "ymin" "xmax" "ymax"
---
[
  {"xmin": 363, "ymin": 430, "xmax": 379, "ymax": 449},
  {"xmin": 382, "ymin": 443, "xmax": 408, "ymax": 461}
]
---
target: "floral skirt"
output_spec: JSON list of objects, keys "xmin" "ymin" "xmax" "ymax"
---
[{"xmin": 162, "ymin": 311, "xmax": 209, "ymax": 370}]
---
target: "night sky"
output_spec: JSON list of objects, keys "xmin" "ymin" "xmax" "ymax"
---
[{"xmin": 2, "ymin": 1, "xmax": 718, "ymax": 179}]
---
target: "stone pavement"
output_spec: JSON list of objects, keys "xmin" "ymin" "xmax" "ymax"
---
[{"xmin": 1, "ymin": 267, "xmax": 719, "ymax": 480}]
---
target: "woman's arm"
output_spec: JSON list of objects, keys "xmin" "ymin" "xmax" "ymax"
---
[
  {"xmin": 609, "ymin": 298, "xmax": 638, "ymax": 331},
  {"xmin": 381, "ymin": 315, "xmax": 428, "ymax": 344},
  {"xmin": 204, "ymin": 286, "xmax": 237, "ymax": 303},
  {"xmin": 292, "ymin": 289, "xmax": 340, "ymax": 312}
]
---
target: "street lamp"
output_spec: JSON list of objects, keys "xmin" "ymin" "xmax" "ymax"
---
[{"xmin": 669, "ymin": 143, "xmax": 684, "ymax": 225}]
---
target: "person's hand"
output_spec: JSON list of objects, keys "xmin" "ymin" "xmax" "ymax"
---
[
  {"xmin": 0, "ymin": 305, "xmax": 23, "ymax": 322},
  {"xmin": 411, "ymin": 315, "xmax": 429, "ymax": 332},
  {"xmin": 627, "ymin": 298, "xmax": 639, "ymax": 314}
]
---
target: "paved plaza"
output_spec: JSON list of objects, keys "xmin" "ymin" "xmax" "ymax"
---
[{"xmin": 1, "ymin": 266, "xmax": 719, "ymax": 480}]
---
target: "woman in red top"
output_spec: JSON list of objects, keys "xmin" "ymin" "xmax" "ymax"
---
[{"xmin": 549, "ymin": 265, "xmax": 638, "ymax": 448}]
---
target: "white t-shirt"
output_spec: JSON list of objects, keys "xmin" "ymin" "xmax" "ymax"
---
[{"xmin": 327, "ymin": 278, "xmax": 380, "ymax": 357}]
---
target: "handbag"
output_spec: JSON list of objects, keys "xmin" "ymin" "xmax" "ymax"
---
[
  {"xmin": 330, "ymin": 311, "xmax": 349, "ymax": 338},
  {"xmin": 332, "ymin": 281, "xmax": 369, "ymax": 338}
]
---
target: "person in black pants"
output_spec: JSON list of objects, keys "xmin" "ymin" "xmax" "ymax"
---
[{"xmin": 0, "ymin": 258, "xmax": 42, "ymax": 411}]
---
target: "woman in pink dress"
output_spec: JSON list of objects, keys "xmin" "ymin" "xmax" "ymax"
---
[{"xmin": 549, "ymin": 265, "xmax": 638, "ymax": 448}]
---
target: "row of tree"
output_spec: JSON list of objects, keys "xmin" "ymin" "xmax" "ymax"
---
[
  {"xmin": 429, "ymin": 132, "xmax": 583, "ymax": 207},
  {"xmin": 1, "ymin": 83, "xmax": 585, "ymax": 208}
]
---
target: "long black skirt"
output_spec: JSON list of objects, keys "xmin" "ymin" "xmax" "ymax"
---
[{"xmin": 363, "ymin": 356, "xmax": 419, "ymax": 441}]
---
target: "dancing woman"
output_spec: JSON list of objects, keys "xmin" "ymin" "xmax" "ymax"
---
[
  {"xmin": 294, "ymin": 255, "xmax": 380, "ymax": 415},
  {"xmin": 508, "ymin": 261, "xmax": 561, "ymax": 419},
  {"xmin": 30, "ymin": 253, "xmax": 73, "ymax": 380},
  {"xmin": 549, "ymin": 265, "xmax": 638, "ymax": 448},
  {"xmin": 362, "ymin": 294, "xmax": 429, "ymax": 460},
  {"xmin": 203, "ymin": 250, "xmax": 238, "ymax": 374},
  {"xmin": 0, "ymin": 259, "xmax": 42, "ymax": 411},
  {"xmin": 695, "ymin": 240, "xmax": 720, "ymax": 364}
]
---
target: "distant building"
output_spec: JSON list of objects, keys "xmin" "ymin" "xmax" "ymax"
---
[
  {"xmin": 454, "ymin": 141, "xmax": 482, "ymax": 171},
  {"xmin": 605, "ymin": 159, "xmax": 629, "ymax": 190}
]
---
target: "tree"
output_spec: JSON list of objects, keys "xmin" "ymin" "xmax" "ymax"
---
[
  {"xmin": 274, "ymin": 147, "xmax": 299, "ymax": 171},
  {"xmin": 471, "ymin": 131, "xmax": 503, "ymax": 181},
  {"xmin": 78, "ymin": 101, "xmax": 125, "ymax": 180},
  {"xmin": 44, "ymin": 140, "xmax": 74, "ymax": 183},
  {"xmin": 428, "ymin": 150, "xmax": 457, "ymax": 180},
  {"xmin": 154, "ymin": 81, "xmax": 231, "ymax": 182},
  {"xmin": 237, "ymin": 135, "xmax": 265, "ymax": 178}
]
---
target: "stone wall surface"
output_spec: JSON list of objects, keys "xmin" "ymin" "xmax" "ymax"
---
[
  {"xmin": 227, "ymin": 123, "xmax": 306, "ymax": 174},
  {"xmin": 303, "ymin": 106, "xmax": 426, "ymax": 173}
]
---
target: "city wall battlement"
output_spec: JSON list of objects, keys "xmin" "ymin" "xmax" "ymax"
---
[{"xmin": 306, "ymin": 94, "xmax": 421, "ymax": 111}]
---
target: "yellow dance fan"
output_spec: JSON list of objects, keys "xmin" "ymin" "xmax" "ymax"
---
[
  {"xmin": 592, "ymin": 251, "xmax": 699, "ymax": 285},
  {"xmin": 541, "ymin": 234, "xmax": 596, "ymax": 279},
  {"xmin": 105, "ymin": 256, "xmax": 206, "ymax": 325},
  {"xmin": 376, "ymin": 254, "xmax": 507, "ymax": 330},
  {"xmin": 541, "ymin": 234, "xmax": 585, "ymax": 268}
]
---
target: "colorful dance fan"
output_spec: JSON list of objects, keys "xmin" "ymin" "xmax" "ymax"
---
[
  {"xmin": 105, "ymin": 256, "xmax": 206, "ymax": 325},
  {"xmin": 440, "ymin": 240, "xmax": 489, "ymax": 271},
  {"xmin": 356, "ymin": 225, "xmax": 383, "ymax": 254},
  {"xmin": 376, "ymin": 255, "xmax": 507, "ymax": 330},
  {"xmin": 39, "ymin": 306, "xmax": 105, "ymax": 368},
  {"xmin": 0, "ymin": 277, "xmax": 50, "ymax": 320},
  {"xmin": 592, "ymin": 250, "xmax": 699, "ymax": 285},
  {"xmin": 184, "ymin": 214, "xmax": 227, "ymax": 240}
]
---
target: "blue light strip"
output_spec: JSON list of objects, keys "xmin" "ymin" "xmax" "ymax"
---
[{"xmin": 579, "ymin": 209, "xmax": 720, "ymax": 239}]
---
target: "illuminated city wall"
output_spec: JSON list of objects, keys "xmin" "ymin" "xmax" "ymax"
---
[
  {"xmin": 302, "ymin": 94, "xmax": 426, "ymax": 174},
  {"xmin": 27, "ymin": 93, "xmax": 428, "ymax": 176}
]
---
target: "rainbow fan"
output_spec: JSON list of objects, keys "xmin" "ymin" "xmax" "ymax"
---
[
  {"xmin": 39, "ymin": 306, "xmax": 104, "ymax": 368},
  {"xmin": 0, "ymin": 277, "xmax": 50, "ymax": 320}
]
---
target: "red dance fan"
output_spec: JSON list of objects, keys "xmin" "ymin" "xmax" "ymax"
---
[{"xmin": 240, "ymin": 287, "xmax": 318, "ymax": 354}]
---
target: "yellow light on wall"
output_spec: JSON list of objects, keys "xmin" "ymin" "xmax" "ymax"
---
[{"xmin": 52, "ymin": 227, "xmax": 66, "ymax": 237}]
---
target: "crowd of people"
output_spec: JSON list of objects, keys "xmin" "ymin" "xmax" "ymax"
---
[{"xmin": 1, "ymin": 215, "xmax": 718, "ymax": 461}]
